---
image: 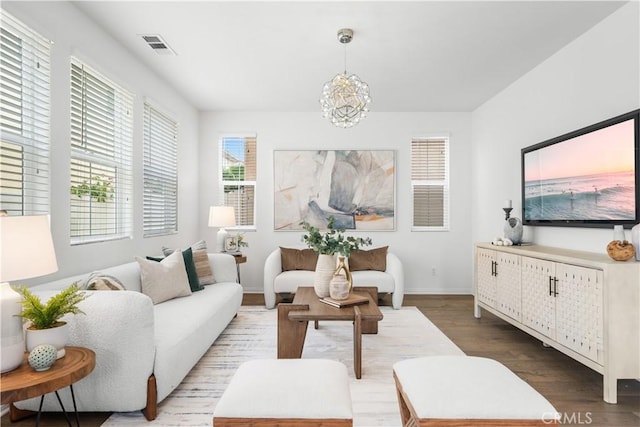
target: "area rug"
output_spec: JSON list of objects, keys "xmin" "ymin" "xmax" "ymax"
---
[{"xmin": 103, "ymin": 306, "xmax": 464, "ymax": 426}]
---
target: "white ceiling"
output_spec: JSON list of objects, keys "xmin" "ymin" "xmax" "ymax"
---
[{"xmin": 73, "ymin": 1, "xmax": 626, "ymax": 112}]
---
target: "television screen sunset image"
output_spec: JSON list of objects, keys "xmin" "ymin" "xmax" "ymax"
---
[{"xmin": 524, "ymin": 118, "xmax": 636, "ymax": 221}]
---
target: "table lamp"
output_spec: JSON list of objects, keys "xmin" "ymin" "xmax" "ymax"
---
[
  {"xmin": 0, "ymin": 214, "xmax": 58, "ymax": 372},
  {"xmin": 208, "ymin": 206, "xmax": 236, "ymax": 252}
]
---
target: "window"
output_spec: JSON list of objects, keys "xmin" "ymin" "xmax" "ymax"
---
[
  {"xmin": 219, "ymin": 136, "xmax": 256, "ymax": 228},
  {"xmin": 411, "ymin": 137, "xmax": 450, "ymax": 230},
  {"xmin": 143, "ymin": 101, "xmax": 178, "ymax": 237},
  {"xmin": 70, "ymin": 58, "xmax": 133, "ymax": 244},
  {"xmin": 0, "ymin": 12, "xmax": 51, "ymax": 216}
]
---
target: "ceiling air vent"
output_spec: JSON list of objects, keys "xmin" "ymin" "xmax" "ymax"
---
[{"xmin": 140, "ymin": 34, "xmax": 176, "ymax": 55}]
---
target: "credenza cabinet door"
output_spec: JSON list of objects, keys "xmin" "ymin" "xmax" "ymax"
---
[
  {"xmin": 555, "ymin": 263, "xmax": 604, "ymax": 364},
  {"xmin": 476, "ymin": 248, "xmax": 496, "ymax": 308},
  {"xmin": 496, "ymin": 252, "xmax": 521, "ymax": 322},
  {"xmin": 521, "ymin": 256, "xmax": 556, "ymax": 339}
]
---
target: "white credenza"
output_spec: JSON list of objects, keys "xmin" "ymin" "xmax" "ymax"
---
[{"xmin": 474, "ymin": 243, "xmax": 640, "ymax": 404}]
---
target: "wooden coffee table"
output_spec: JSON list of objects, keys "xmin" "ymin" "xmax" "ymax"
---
[
  {"xmin": 1, "ymin": 346, "xmax": 96, "ymax": 425},
  {"xmin": 277, "ymin": 286, "xmax": 383, "ymax": 379}
]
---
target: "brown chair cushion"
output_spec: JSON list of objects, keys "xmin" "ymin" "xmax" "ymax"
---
[
  {"xmin": 280, "ymin": 247, "xmax": 319, "ymax": 271},
  {"xmin": 348, "ymin": 246, "xmax": 388, "ymax": 271}
]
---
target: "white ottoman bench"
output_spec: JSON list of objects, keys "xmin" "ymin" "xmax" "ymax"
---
[
  {"xmin": 213, "ymin": 359, "xmax": 353, "ymax": 426},
  {"xmin": 393, "ymin": 356, "xmax": 560, "ymax": 426}
]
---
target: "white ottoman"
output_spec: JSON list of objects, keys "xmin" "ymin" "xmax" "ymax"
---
[
  {"xmin": 393, "ymin": 356, "xmax": 560, "ymax": 426},
  {"xmin": 213, "ymin": 359, "xmax": 353, "ymax": 426}
]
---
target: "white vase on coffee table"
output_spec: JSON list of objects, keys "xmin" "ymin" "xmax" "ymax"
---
[{"xmin": 314, "ymin": 254, "xmax": 336, "ymax": 298}]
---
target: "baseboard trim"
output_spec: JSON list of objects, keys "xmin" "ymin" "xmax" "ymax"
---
[{"xmin": 404, "ymin": 289, "xmax": 472, "ymax": 295}]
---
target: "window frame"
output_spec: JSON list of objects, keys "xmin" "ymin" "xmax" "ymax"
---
[
  {"xmin": 0, "ymin": 12, "xmax": 51, "ymax": 216},
  {"xmin": 218, "ymin": 134, "xmax": 256, "ymax": 230},
  {"xmin": 411, "ymin": 135, "xmax": 450, "ymax": 231},
  {"xmin": 69, "ymin": 57, "xmax": 134, "ymax": 245}
]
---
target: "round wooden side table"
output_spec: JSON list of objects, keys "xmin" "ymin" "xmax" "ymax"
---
[
  {"xmin": 231, "ymin": 253, "xmax": 247, "ymax": 283},
  {"xmin": 1, "ymin": 346, "xmax": 96, "ymax": 426}
]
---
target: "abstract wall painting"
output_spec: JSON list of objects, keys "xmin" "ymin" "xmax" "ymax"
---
[{"xmin": 274, "ymin": 150, "xmax": 395, "ymax": 231}]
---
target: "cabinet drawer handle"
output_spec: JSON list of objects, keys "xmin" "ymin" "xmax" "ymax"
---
[{"xmin": 549, "ymin": 276, "xmax": 553, "ymax": 296}]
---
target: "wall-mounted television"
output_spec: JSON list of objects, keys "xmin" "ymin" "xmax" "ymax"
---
[{"xmin": 522, "ymin": 109, "xmax": 639, "ymax": 229}]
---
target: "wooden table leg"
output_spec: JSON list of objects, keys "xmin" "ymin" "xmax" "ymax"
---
[
  {"xmin": 9, "ymin": 404, "xmax": 35, "ymax": 422},
  {"xmin": 277, "ymin": 304, "xmax": 309, "ymax": 359},
  {"xmin": 353, "ymin": 305, "xmax": 362, "ymax": 379},
  {"xmin": 354, "ymin": 287, "xmax": 379, "ymax": 334}
]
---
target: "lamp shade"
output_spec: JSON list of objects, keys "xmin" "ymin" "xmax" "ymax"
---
[
  {"xmin": 208, "ymin": 206, "xmax": 236, "ymax": 228},
  {"xmin": 208, "ymin": 206, "xmax": 236, "ymax": 252},
  {"xmin": 0, "ymin": 215, "xmax": 58, "ymax": 373},
  {"xmin": 0, "ymin": 215, "xmax": 58, "ymax": 282}
]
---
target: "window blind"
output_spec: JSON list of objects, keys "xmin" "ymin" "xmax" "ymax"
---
[
  {"xmin": 70, "ymin": 58, "xmax": 133, "ymax": 244},
  {"xmin": 411, "ymin": 137, "xmax": 450, "ymax": 230},
  {"xmin": 143, "ymin": 102, "xmax": 178, "ymax": 237},
  {"xmin": 0, "ymin": 12, "xmax": 51, "ymax": 216},
  {"xmin": 219, "ymin": 136, "xmax": 256, "ymax": 228}
]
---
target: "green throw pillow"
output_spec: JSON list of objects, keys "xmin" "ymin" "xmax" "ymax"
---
[{"xmin": 182, "ymin": 248, "xmax": 204, "ymax": 292}]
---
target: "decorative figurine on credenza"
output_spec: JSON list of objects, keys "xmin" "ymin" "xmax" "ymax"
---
[{"xmin": 502, "ymin": 200, "xmax": 523, "ymax": 245}]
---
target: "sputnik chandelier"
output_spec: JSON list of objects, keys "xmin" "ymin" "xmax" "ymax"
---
[{"xmin": 319, "ymin": 28, "xmax": 371, "ymax": 128}]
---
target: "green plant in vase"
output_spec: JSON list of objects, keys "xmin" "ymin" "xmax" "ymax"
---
[
  {"xmin": 301, "ymin": 216, "xmax": 371, "ymax": 298},
  {"xmin": 225, "ymin": 232, "xmax": 249, "ymax": 253},
  {"xmin": 14, "ymin": 283, "xmax": 88, "ymax": 357},
  {"xmin": 300, "ymin": 216, "xmax": 372, "ymax": 257}
]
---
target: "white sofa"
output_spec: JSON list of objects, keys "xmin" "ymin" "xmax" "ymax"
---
[
  {"xmin": 264, "ymin": 248, "xmax": 404, "ymax": 309},
  {"xmin": 14, "ymin": 253, "xmax": 243, "ymax": 420}
]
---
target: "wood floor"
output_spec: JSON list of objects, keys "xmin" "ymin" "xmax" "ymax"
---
[{"xmin": 2, "ymin": 294, "xmax": 638, "ymax": 427}]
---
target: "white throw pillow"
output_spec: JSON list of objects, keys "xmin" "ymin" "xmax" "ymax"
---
[{"xmin": 135, "ymin": 250, "xmax": 192, "ymax": 304}]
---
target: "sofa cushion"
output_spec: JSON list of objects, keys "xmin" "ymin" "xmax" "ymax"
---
[
  {"xmin": 349, "ymin": 246, "xmax": 388, "ymax": 271},
  {"xmin": 273, "ymin": 270, "xmax": 316, "ymax": 294},
  {"xmin": 163, "ymin": 240, "xmax": 215, "ymax": 285},
  {"xmin": 274, "ymin": 270, "xmax": 395, "ymax": 294},
  {"xmin": 351, "ymin": 270, "xmax": 395, "ymax": 293},
  {"xmin": 81, "ymin": 272, "xmax": 126, "ymax": 291},
  {"xmin": 136, "ymin": 250, "xmax": 192, "ymax": 304},
  {"xmin": 152, "ymin": 281, "xmax": 243, "ymax": 401},
  {"xmin": 280, "ymin": 247, "xmax": 318, "ymax": 271}
]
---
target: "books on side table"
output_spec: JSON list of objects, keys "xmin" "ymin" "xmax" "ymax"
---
[{"xmin": 320, "ymin": 293, "xmax": 370, "ymax": 308}]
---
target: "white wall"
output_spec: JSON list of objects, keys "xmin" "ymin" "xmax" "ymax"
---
[
  {"xmin": 199, "ymin": 112, "xmax": 473, "ymax": 294},
  {"xmin": 8, "ymin": 1, "xmax": 636, "ymax": 295},
  {"xmin": 471, "ymin": 2, "xmax": 640, "ymax": 253},
  {"xmin": 3, "ymin": 1, "xmax": 201, "ymax": 284}
]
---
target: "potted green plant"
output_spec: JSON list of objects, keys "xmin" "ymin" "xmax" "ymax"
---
[
  {"xmin": 225, "ymin": 232, "xmax": 249, "ymax": 253},
  {"xmin": 300, "ymin": 217, "xmax": 372, "ymax": 297},
  {"xmin": 13, "ymin": 283, "xmax": 88, "ymax": 358}
]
